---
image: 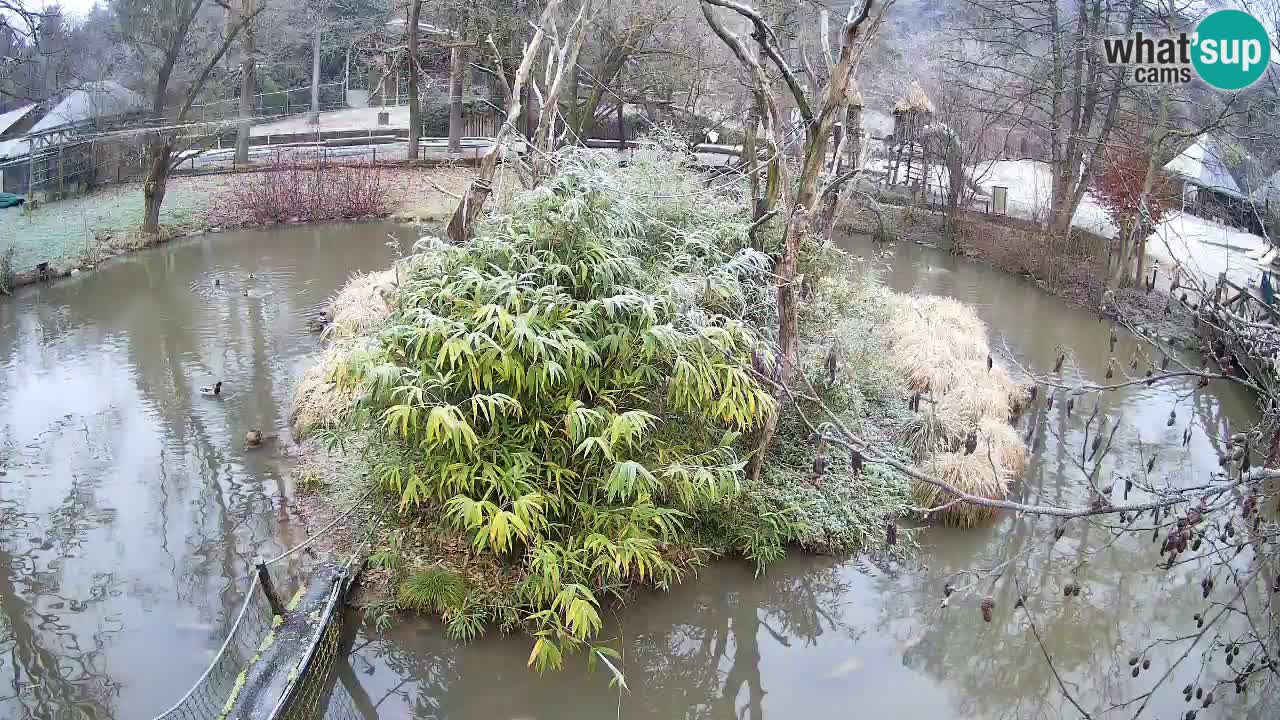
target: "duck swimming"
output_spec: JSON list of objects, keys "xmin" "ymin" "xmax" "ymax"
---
[
  {"xmin": 245, "ymin": 429, "xmax": 263, "ymax": 448},
  {"xmin": 199, "ymin": 381, "xmax": 223, "ymax": 397}
]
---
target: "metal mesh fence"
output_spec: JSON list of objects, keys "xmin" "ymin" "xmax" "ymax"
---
[
  {"xmin": 274, "ymin": 577, "xmax": 352, "ymax": 720},
  {"xmin": 150, "ymin": 574, "xmax": 277, "ymax": 720},
  {"xmin": 148, "ymin": 488, "xmax": 379, "ymax": 720}
]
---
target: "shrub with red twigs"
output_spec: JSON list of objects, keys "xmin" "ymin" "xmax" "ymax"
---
[{"xmin": 222, "ymin": 159, "xmax": 391, "ymax": 226}]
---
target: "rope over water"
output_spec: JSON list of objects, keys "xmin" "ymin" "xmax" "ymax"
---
[{"xmin": 149, "ymin": 483, "xmax": 386, "ymax": 720}]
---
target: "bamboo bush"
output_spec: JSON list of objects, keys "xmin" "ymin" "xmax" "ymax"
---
[
  {"xmin": 300, "ymin": 147, "xmax": 955, "ymax": 671},
  {"xmin": 340, "ymin": 151, "xmax": 783, "ymax": 669}
]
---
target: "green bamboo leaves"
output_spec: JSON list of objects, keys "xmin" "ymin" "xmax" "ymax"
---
[{"xmin": 342, "ymin": 150, "xmax": 783, "ymax": 672}]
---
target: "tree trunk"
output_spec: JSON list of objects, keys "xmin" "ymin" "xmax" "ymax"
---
[
  {"xmin": 1107, "ymin": 62, "xmax": 1171, "ymax": 290},
  {"xmin": 448, "ymin": 45, "xmax": 464, "ymax": 155},
  {"xmin": 142, "ymin": 141, "xmax": 172, "ymax": 236},
  {"xmin": 743, "ymin": 100, "xmax": 763, "ymax": 248},
  {"xmin": 447, "ymin": 0, "xmax": 562, "ymax": 243},
  {"xmin": 235, "ymin": 0, "xmax": 256, "ymax": 164},
  {"xmin": 407, "ymin": 0, "xmax": 422, "ymax": 160},
  {"xmin": 745, "ymin": 205, "xmax": 810, "ymax": 482},
  {"xmin": 308, "ymin": 28, "xmax": 322, "ymax": 125}
]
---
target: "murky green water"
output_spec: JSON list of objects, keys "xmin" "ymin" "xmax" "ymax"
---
[
  {"xmin": 0, "ymin": 222, "xmax": 415, "ymax": 719},
  {"xmin": 1, "ymin": 226, "xmax": 1274, "ymax": 719}
]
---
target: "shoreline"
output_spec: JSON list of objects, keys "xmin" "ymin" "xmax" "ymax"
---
[
  {"xmin": 839, "ymin": 201, "xmax": 1203, "ymax": 350},
  {"xmin": 0, "ymin": 164, "xmax": 478, "ymax": 295}
]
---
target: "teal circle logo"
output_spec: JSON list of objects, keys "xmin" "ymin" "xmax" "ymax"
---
[{"xmin": 1192, "ymin": 10, "xmax": 1270, "ymax": 90}]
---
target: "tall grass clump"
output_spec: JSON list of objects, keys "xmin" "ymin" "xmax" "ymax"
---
[
  {"xmin": 880, "ymin": 293, "xmax": 1029, "ymax": 526},
  {"xmin": 338, "ymin": 150, "xmax": 783, "ymax": 669},
  {"xmin": 290, "ymin": 267, "xmax": 405, "ymax": 440}
]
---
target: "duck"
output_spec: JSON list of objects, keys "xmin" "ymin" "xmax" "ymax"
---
[
  {"xmin": 199, "ymin": 381, "xmax": 223, "ymax": 397},
  {"xmin": 214, "ymin": 278, "xmax": 221, "ymax": 288},
  {"xmin": 245, "ymin": 429, "xmax": 263, "ymax": 448},
  {"xmin": 307, "ymin": 313, "xmax": 328, "ymax": 332}
]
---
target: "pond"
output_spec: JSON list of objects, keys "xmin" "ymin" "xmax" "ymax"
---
[
  {"xmin": 0, "ymin": 222, "xmax": 416, "ymax": 719},
  {"xmin": 0, "ymin": 224, "xmax": 1271, "ymax": 719}
]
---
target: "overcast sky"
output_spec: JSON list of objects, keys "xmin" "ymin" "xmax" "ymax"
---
[{"xmin": 41, "ymin": 0, "xmax": 97, "ymax": 21}]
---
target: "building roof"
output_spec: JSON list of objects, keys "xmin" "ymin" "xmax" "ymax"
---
[
  {"xmin": 0, "ymin": 137, "xmax": 28, "ymax": 161},
  {"xmin": 28, "ymin": 81, "xmax": 144, "ymax": 135},
  {"xmin": 1163, "ymin": 135, "xmax": 1244, "ymax": 199},
  {"xmin": 0, "ymin": 104, "xmax": 37, "ymax": 137}
]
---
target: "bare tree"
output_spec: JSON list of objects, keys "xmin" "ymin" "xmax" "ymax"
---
[
  {"xmin": 700, "ymin": 0, "xmax": 887, "ymax": 482},
  {"xmin": 944, "ymin": 0, "xmax": 1136, "ymax": 238},
  {"xmin": 407, "ymin": 0, "xmax": 423, "ymax": 158},
  {"xmin": 1, "ymin": 1, "xmax": 69, "ymax": 104},
  {"xmin": 445, "ymin": 0, "xmax": 564, "ymax": 243},
  {"xmin": 113, "ymin": 0, "xmax": 258, "ymax": 234}
]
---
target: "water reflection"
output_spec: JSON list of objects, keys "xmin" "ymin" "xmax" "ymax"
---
[
  {"xmin": 341, "ymin": 236, "xmax": 1275, "ymax": 719},
  {"xmin": 345, "ymin": 556, "xmax": 962, "ymax": 720},
  {"xmin": 0, "ymin": 222, "xmax": 415, "ymax": 719}
]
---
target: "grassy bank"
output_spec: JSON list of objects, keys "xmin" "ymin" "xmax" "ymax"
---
[
  {"xmin": 0, "ymin": 165, "xmax": 481, "ymax": 289},
  {"xmin": 289, "ymin": 148, "xmax": 1028, "ymax": 672}
]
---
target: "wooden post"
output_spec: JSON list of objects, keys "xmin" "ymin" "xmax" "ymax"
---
[
  {"xmin": 56, "ymin": 145, "xmax": 64, "ymax": 197},
  {"xmin": 254, "ymin": 556, "xmax": 284, "ymax": 615}
]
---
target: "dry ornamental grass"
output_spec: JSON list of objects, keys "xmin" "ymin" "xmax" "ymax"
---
[{"xmin": 881, "ymin": 293, "xmax": 1030, "ymax": 527}]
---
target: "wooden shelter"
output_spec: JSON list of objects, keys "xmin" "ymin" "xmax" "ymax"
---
[{"xmin": 884, "ymin": 81, "xmax": 934, "ymax": 188}]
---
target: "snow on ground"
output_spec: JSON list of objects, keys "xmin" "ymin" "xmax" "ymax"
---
[
  {"xmin": 251, "ymin": 106, "xmax": 414, "ymax": 136},
  {"xmin": 973, "ymin": 159, "xmax": 1271, "ymax": 289},
  {"xmin": 973, "ymin": 160, "xmax": 1115, "ymax": 237},
  {"xmin": 1146, "ymin": 213, "xmax": 1268, "ymax": 289}
]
